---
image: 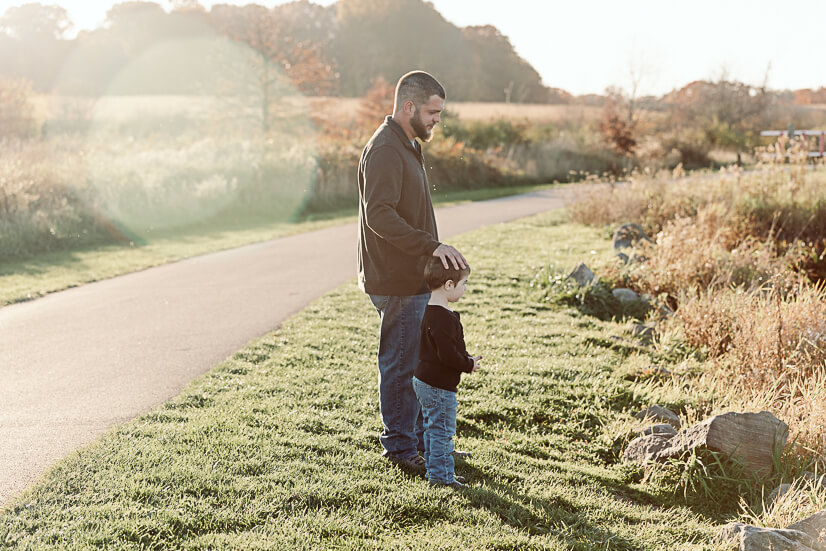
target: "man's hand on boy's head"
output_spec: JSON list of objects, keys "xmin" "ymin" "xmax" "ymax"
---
[{"xmin": 433, "ymin": 243, "xmax": 467, "ymax": 270}]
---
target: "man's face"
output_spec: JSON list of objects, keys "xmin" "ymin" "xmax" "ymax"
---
[{"xmin": 410, "ymin": 94, "xmax": 444, "ymax": 142}]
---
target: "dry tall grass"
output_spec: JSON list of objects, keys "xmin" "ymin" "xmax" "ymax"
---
[{"xmin": 570, "ymin": 162, "xmax": 826, "ymax": 475}]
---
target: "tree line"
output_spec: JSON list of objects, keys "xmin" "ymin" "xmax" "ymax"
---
[{"xmin": 0, "ymin": 0, "xmax": 548, "ymax": 102}]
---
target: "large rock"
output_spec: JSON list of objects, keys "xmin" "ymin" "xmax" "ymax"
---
[
  {"xmin": 634, "ymin": 405, "xmax": 681, "ymax": 430},
  {"xmin": 718, "ymin": 522, "xmax": 824, "ymax": 551},
  {"xmin": 655, "ymin": 411, "xmax": 788, "ymax": 477},
  {"xmin": 621, "ymin": 434, "xmax": 674, "ymax": 463},
  {"xmin": 567, "ymin": 262, "xmax": 595, "ymax": 287},
  {"xmin": 789, "ymin": 510, "xmax": 826, "ymax": 548}
]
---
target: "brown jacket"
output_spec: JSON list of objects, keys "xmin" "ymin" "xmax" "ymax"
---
[{"xmin": 358, "ymin": 116, "xmax": 440, "ymax": 296}]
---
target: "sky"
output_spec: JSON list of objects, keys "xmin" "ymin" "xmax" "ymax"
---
[{"xmin": 3, "ymin": 0, "xmax": 826, "ymax": 96}]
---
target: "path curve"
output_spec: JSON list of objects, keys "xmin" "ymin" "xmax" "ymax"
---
[{"xmin": 0, "ymin": 187, "xmax": 572, "ymax": 506}]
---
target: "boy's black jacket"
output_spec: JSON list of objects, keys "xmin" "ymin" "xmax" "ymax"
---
[
  {"xmin": 358, "ymin": 116, "xmax": 440, "ymax": 296},
  {"xmin": 415, "ymin": 305, "xmax": 474, "ymax": 392}
]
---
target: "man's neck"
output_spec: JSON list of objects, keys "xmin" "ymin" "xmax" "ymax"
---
[{"xmin": 390, "ymin": 114, "xmax": 416, "ymax": 141}]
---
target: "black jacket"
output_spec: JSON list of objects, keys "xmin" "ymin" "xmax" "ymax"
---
[
  {"xmin": 415, "ymin": 305, "xmax": 474, "ymax": 393},
  {"xmin": 358, "ymin": 116, "xmax": 440, "ymax": 296}
]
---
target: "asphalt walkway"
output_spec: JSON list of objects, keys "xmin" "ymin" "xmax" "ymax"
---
[{"xmin": 0, "ymin": 188, "xmax": 570, "ymax": 506}]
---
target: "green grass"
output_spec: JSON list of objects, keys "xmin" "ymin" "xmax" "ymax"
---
[
  {"xmin": 0, "ymin": 183, "xmax": 555, "ymax": 308},
  {"xmin": 0, "ymin": 209, "xmax": 723, "ymax": 550}
]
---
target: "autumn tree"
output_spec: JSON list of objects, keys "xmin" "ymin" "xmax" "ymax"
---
[
  {"xmin": 358, "ymin": 76, "xmax": 395, "ymax": 129},
  {"xmin": 600, "ymin": 90, "xmax": 636, "ymax": 156},
  {"xmin": 209, "ymin": 3, "xmax": 337, "ymax": 132}
]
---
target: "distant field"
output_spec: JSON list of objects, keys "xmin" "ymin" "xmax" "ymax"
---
[{"xmin": 34, "ymin": 94, "xmax": 600, "ymax": 124}]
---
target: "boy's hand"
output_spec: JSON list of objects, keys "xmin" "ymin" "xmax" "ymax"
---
[{"xmin": 471, "ymin": 356, "xmax": 483, "ymax": 373}]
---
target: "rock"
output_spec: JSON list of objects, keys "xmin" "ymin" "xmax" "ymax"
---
[
  {"xmin": 767, "ymin": 475, "xmax": 826, "ymax": 510},
  {"xmin": 803, "ymin": 472, "xmax": 826, "ymax": 490},
  {"xmin": 638, "ymin": 423, "xmax": 677, "ymax": 437},
  {"xmin": 621, "ymin": 434, "xmax": 674, "ymax": 463},
  {"xmin": 655, "ymin": 411, "xmax": 789, "ymax": 477},
  {"xmin": 612, "ymin": 288, "xmax": 640, "ymax": 303},
  {"xmin": 789, "ymin": 510, "xmax": 826, "ymax": 548},
  {"xmin": 767, "ymin": 483, "xmax": 795, "ymax": 509},
  {"xmin": 717, "ymin": 522, "xmax": 823, "ymax": 551},
  {"xmin": 567, "ymin": 262, "xmax": 595, "ymax": 287},
  {"xmin": 632, "ymin": 322, "xmax": 657, "ymax": 342},
  {"xmin": 613, "ymin": 223, "xmax": 653, "ymax": 251},
  {"xmin": 634, "ymin": 405, "xmax": 682, "ymax": 430},
  {"xmin": 641, "ymin": 294, "xmax": 675, "ymax": 319}
]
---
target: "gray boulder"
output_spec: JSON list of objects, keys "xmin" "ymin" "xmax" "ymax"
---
[
  {"xmin": 634, "ymin": 405, "xmax": 681, "ymax": 430},
  {"xmin": 612, "ymin": 288, "xmax": 640, "ymax": 303},
  {"xmin": 717, "ymin": 522, "xmax": 824, "ymax": 551},
  {"xmin": 789, "ymin": 510, "xmax": 826, "ymax": 547},
  {"xmin": 621, "ymin": 434, "xmax": 674, "ymax": 463},
  {"xmin": 638, "ymin": 423, "xmax": 678, "ymax": 437},
  {"xmin": 655, "ymin": 411, "xmax": 788, "ymax": 477},
  {"xmin": 567, "ymin": 262, "xmax": 595, "ymax": 287}
]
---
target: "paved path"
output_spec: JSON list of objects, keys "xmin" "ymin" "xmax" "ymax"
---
[{"xmin": 0, "ymin": 188, "xmax": 571, "ymax": 506}]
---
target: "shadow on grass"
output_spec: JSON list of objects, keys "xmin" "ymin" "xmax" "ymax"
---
[{"xmin": 448, "ymin": 461, "xmax": 644, "ymax": 549}]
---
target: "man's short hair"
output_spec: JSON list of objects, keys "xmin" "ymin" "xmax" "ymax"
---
[
  {"xmin": 424, "ymin": 255, "xmax": 470, "ymax": 291},
  {"xmin": 394, "ymin": 71, "xmax": 445, "ymax": 112}
]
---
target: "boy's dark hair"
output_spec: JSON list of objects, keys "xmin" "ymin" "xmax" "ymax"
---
[
  {"xmin": 424, "ymin": 256, "xmax": 470, "ymax": 291},
  {"xmin": 394, "ymin": 71, "xmax": 445, "ymax": 112}
]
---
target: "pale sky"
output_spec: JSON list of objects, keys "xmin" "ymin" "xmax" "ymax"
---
[{"xmin": 3, "ymin": 0, "xmax": 826, "ymax": 96}]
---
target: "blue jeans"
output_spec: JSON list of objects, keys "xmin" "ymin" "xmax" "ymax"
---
[
  {"xmin": 369, "ymin": 293, "xmax": 429, "ymax": 459},
  {"xmin": 412, "ymin": 376, "xmax": 458, "ymax": 484}
]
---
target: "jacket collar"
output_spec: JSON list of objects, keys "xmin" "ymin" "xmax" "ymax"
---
[{"xmin": 385, "ymin": 116, "xmax": 420, "ymax": 155}]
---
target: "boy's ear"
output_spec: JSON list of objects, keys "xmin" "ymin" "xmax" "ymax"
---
[{"xmin": 444, "ymin": 279, "xmax": 455, "ymax": 290}]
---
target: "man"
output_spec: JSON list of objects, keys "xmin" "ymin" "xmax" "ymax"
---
[{"xmin": 357, "ymin": 70, "xmax": 466, "ymax": 470}]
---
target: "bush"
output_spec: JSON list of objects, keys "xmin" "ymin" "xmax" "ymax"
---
[{"xmin": 0, "ymin": 78, "xmax": 37, "ymax": 138}]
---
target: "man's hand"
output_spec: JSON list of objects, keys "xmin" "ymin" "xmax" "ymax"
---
[
  {"xmin": 432, "ymin": 243, "xmax": 467, "ymax": 270},
  {"xmin": 471, "ymin": 356, "xmax": 482, "ymax": 373}
]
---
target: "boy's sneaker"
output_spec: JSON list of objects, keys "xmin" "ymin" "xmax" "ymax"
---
[
  {"xmin": 385, "ymin": 453, "xmax": 426, "ymax": 473},
  {"xmin": 454, "ymin": 475, "xmax": 466, "ymax": 484},
  {"xmin": 430, "ymin": 479, "xmax": 467, "ymax": 490},
  {"xmin": 451, "ymin": 450, "xmax": 472, "ymax": 460}
]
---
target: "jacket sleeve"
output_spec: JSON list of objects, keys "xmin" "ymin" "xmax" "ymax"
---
[
  {"xmin": 362, "ymin": 146, "xmax": 441, "ymax": 256},
  {"xmin": 429, "ymin": 315, "xmax": 475, "ymax": 374}
]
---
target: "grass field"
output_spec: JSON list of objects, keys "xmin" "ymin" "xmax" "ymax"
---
[
  {"xmin": 34, "ymin": 95, "xmax": 601, "ymax": 125},
  {"xmin": 0, "ymin": 210, "xmax": 731, "ymax": 550}
]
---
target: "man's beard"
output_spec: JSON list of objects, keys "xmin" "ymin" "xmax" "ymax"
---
[{"xmin": 410, "ymin": 108, "xmax": 433, "ymax": 142}]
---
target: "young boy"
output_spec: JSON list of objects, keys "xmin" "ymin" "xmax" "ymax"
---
[{"xmin": 413, "ymin": 256, "xmax": 482, "ymax": 489}]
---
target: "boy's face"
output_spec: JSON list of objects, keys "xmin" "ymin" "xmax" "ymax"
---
[{"xmin": 446, "ymin": 276, "xmax": 468, "ymax": 302}]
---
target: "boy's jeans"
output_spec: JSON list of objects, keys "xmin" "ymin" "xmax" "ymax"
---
[
  {"xmin": 369, "ymin": 293, "xmax": 429, "ymax": 459},
  {"xmin": 412, "ymin": 376, "xmax": 458, "ymax": 484}
]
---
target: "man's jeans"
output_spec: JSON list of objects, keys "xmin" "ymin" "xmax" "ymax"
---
[
  {"xmin": 412, "ymin": 376, "xmax": 458, "ymax": 484},
  {"xmin": 369, "ymin": 293, "xmax": 429, "ymax": 459}
]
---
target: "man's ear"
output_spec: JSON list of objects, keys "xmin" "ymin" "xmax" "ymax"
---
[{"xmin": 404, "ymin": 100, "xmax": 416, "ymax": 115}]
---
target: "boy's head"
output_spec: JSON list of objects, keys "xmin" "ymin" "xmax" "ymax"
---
[{"xmin": 424, "ymin": 256, "xmax": 471, "ymax": 292}]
